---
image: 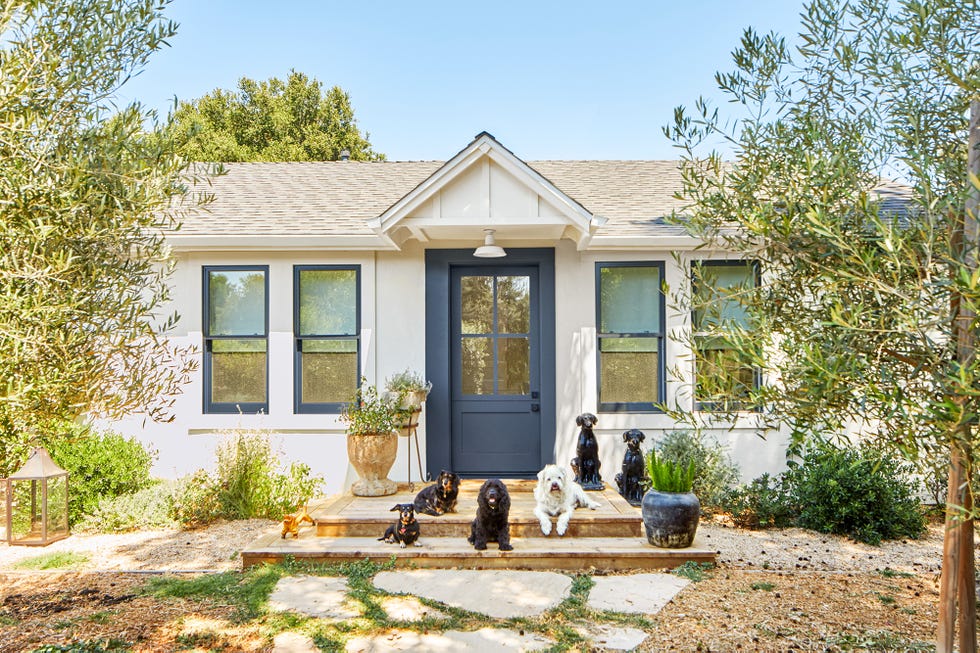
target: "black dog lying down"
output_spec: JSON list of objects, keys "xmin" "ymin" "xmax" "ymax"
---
[
  {"xmin": 413, "ymin": 470, "xmax": 460, "ymax": 516},
  {"xmin": 467, "ymin": 478, "xmax": 513, "ymax": 551},
  {"xmin": 378, "ymin": 503, "xmax": 421, "ymax": 548}
]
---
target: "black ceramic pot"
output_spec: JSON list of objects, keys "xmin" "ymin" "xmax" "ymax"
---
[{"xmin": 641, "ymin": 489, "xmax": 700, "ymax": 548}]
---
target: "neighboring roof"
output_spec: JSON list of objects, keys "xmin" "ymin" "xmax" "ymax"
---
[{"xmin": 175, "ymin": 159, "xmax": 690, "ymax": 239}]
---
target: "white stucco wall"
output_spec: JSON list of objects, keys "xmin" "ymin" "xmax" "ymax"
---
[{"xmin": 100, "ymin": 241, "xmax": 789, "ymax": 494}]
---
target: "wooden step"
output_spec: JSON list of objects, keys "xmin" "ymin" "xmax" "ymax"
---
[
  {"xmin": 311, "ymin": 479, "xmax": 643, "ymax": 539},
  {"xmin": 242, "ymin": 533, "xmax": 716, "ymax": 571}
]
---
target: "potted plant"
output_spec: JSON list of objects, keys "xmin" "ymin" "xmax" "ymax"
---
[
  {"xmin": 384, "ymin": 369, "xmax": 432, "ymax": 410},
  {"xmin": 384, "ymin": 370, "xmax": 432, "ymax": 437},
  {"xmin": 640, "ymin": 450, "xmax": 700, "ymax": 548},
  {"xmin": 341, "ymin": 380, "xmax": 400, "ymax": 496}
]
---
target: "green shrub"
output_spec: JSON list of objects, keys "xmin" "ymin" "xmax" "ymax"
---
[
  {"xmin": 655, "ymin": 430, "xmax": 740, "ymax": 510},
  {"xmin": 76, "ymin": 481, "xmax": 176, "ymax": 533},
  {"xmin": 43, "ymin": 427, "xmax": 155, "ymax": 525},
  {"xmin": 720, "ymin": 473, "xmax": 796, "ymax": 529},
  {"xmin": 170, "ymin": 431, "xmax": 324, "ymax": 529},
  {"xmin": 787, "ymin": 444, "xmax": 926, "ymax": 545},
  {"xmin": 170, "ymin": 469, "xmax": 224, "ymax": 529}
]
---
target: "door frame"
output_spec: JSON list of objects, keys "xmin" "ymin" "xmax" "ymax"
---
[{"xmin": 425, "ymin": 248, "xmax": 556, "ymax": 478}]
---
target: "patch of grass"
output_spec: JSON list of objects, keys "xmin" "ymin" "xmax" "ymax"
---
[
  {"xmin": 827, "ymin": 630, "xmax": 931, "ymax": 651},
  {"xmin": 671, "ymin": 561, "xmax": 714, "ymax": 582},
  {"xmin": 877, "ymin": 567, "xmax": 913, "ymax": 579},
  {"xmin": 874, "ymin": 593, "xmax": 896, "ymax": 606},
  {"xmin": 53, "ymin": 619, "xmax": 77, "ymax": 630},
  {"xmin": 751, "ymin": 581, "xmax": 775, "ymax": 591},
  {"xmin": 86, "ymin": 611, "xmax": 115, "ymax": 625},
  {"xmin": 0, "ymin": 613, "xmax": 17, "ymax": 626},
  {"xmin": 30, "ymin": 640, "xmax": 130, "ymax": 653},
  {"xmin": 174, "ymin": 631, "xmax": 223, "ymax": 650},
  {"xmin": 12, "ymin": 551, "xmax": 89, "ymax": 570},
  {"xmin": 144, "ymin": 564, "xmax": 284, "ymax": 621}
]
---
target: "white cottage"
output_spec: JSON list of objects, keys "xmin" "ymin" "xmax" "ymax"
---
[{"xmin": 109, "ymin": 132, "xmax": 791, "ymax": 494}]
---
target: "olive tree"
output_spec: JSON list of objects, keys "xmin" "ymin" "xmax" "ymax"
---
[
  {"xmin": 663, "ymin": 1, "xmax": 978, "ymax": 648},
  {"xmin": 0, "ymin": 0, "xmax": 212, "ymax": 472}
]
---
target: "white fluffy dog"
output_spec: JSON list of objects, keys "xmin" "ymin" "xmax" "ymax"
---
[{"xmin": 533, "ymin": 464, "xmax": 601, "ymax": 536}]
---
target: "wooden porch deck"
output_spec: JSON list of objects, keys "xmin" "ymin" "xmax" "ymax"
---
[{"xmin": 241, "ymin": 479, "xmax": 717, "ymax": 571}]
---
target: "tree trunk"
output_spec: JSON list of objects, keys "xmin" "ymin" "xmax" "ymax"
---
[{"xmin": 939, "ymin": 98, "xmax": 980, "ymax": 653}]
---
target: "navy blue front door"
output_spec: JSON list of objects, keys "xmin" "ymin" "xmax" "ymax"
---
[
  {"xmin": 425, "ymin": 249, "xmax": 555, "ymax": 478},
  {"xmin": 450, "ymin": 267, "xmax": 540, "ymax": 475}
]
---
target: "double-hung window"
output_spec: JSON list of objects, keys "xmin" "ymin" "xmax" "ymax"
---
[
  {"xmin": 203, "ymin": 266, "xmax": 269, "ymax": 414},
  {"xmin": 596, "ymin": 262, "xmax": 665, "ymax": 411},
  {"xmin": 692, "ymin": 260, "xmax": 759, "ymax": 411},
  {"xmin": 294, "ymin": 265, "xmax": 360, "ymax": 413}
]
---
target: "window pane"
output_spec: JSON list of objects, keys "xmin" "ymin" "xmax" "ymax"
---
[
  {"xmin": 301, "ymin": 339, "xmax": 358, "ymax": 404},
  {"xmin": 461, "ymin": 336, "xmax": 493, "ymax": 394},
  {"xmin": 208, "ymin": 270, "xmax": 266, "ymax": 336},
  {"xmin": 461, "ymin": 276, "xmax": 493, "ymax": 334},
  {"xmin": 600, "ymin": 266, "xmax": 661, "ymax": 333},
  {"xmin": 599, "ymin": 337, "xmax": 658, "ymax": 405},
  {"xmin": 299, "ymin": 268, "xmax": 357, "ymax": 336},
  {"xmin": 695, "ymin": 336, "xmax": 756, "ymax": 409},
  {"xmin": 498, "ymin": 337, "xmax": 529, "ymax": 395},
  {"xmin": 693, "ymin": 263, "xmax": 754, "ymax": 330},
  {"xmin": 497, "ymin": 276, "xmax": 530, "ymax": 334},
  {"xmin": 211, "ymin": 339, "xmax": 267, "ymax": 404}
]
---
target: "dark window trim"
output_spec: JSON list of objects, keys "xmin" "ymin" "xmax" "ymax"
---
[
  {"xmin": 202, "ymin": 265, "xmax": 270, "ymax": 415},
  {"xmin": 690, "ymin": 259, "xmax": 761, "ymax": 412},
  {"xmin": 595, "ymin": 261, "xmax": 666, "ymax": 413},
  {"xmin": 293, "ymin": 264, "xmax": 361, "ymax": 414}
]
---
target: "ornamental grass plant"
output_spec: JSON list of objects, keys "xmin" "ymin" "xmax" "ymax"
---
[{"xmin": 645, "ymin": 449, "xmax": 696, "ymax": 493}]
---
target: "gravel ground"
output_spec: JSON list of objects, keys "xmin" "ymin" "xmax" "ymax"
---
[
  {"xmin": 0, "ymin": 519, "xmax": 275, "ymax": 572},
  {"xmin": 0, "ymin": 515, "xmax": 949, "ymax": 574}
]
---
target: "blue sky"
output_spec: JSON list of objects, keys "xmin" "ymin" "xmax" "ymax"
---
[{"xmin": 120, "ymin": 1, "xmax": 810, "ymax": 161}]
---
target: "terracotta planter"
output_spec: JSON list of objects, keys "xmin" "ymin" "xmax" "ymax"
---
[
  {"xmin": 641, "ymin": 489, "xmax": 700, "ymax": 548},
  {"xmin": 347, "ymin": 431, "xmax": 398, "ymax": 496}
]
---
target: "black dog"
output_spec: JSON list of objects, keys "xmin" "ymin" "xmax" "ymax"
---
[
  {"xmin": 570, "ymin": 412, "xmax": 604, "ymax": 490},
  {"xmin": 378, "ymin": 503, "xmax": 421, "ymax": 548},
  {"xmin": 413, "ymin": 470, "xmax": 460, "ymax": 516},
  {"xmin": 467, "ymin": 479, "xmax": 513, "ymax": 551},
  {"xmin": 615, "ymin": 429, "xmax": 648, "ymax": 506}
]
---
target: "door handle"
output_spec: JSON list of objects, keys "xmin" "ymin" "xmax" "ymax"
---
[{"xmin": 530, "ymin": 403, "xmax": 540, "ymax": 412}]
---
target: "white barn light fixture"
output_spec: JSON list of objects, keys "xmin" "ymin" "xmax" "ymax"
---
[{"xmin": 473, "ymin": 228, "xmax": 506, "ymax": 258}]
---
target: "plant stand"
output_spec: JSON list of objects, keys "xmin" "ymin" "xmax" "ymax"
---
[{"xmin": 399, "ymin": 407, "xmax": 424, "ymax": 490}]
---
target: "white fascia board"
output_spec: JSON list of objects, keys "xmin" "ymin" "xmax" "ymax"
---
[
  {"xmin": 375, "ymin": 133, "xmax": 594, "ymax": 236},
  {"xmin": 374, "ymin": 144, "xmax": 488, "ymax": 230},
  {"xmin": 584, "ymin": 235, "xmax": 705, "ymax": 250},
  {"xmin": 166, "ymin": 234, "xmax": 398, "ymax": 252}
]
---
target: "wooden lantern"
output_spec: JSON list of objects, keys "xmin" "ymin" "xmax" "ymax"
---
[{"xmin": 4, "ymin": 447, "xmax": 70, "ymax": 546}]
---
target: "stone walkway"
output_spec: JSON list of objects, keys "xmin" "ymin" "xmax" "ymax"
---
[{"xmin": 267, "ymin": 569, "xmax": 690, "ymax": 652}]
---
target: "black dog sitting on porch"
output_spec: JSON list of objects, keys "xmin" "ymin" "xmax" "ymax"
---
[
  {"xmin": 468, "ymin": 479, "xmax": 513, "ymax": 551},
  {"xmin": 378, "ymin": 503, "xmax": 422, "ymax": 548},
  {"xmin": 615, "ymin": 428, "xmax": 648, "ymax": 506},
  {"xmin": 570, "ymin": 412, "xmax": 604, "ymax": 490}
]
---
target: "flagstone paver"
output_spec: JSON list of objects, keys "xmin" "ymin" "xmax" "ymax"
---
[
  {"xmin": 587, "ymin": 572, "xmax": 689, "ymax": 614},
  {"xmin": 373, "ymin": 569, "xmax": 572, "ymax": 619},
  {"xmin": 345, "ymin": 627, "xmax": 553, "ymax": 652},
  {"xmin": 272, "ymin": 631, "xmax": 319, "ymax": 653},
  {"xmin": 380, "ymin": 595, "xmax": 448, "ymax": 621},
  {"xmin": 574, "ymin": 623, "xmax": 650, "ymax": 651},
  {"xmin": 268, "ymin": 575, "xmax": 360, "ymax": 619}
]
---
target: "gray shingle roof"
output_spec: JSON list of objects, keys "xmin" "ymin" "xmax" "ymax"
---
[
  {"xmin": 176, "ymin": 160, "xmax": 689, "ymax": 238},
  {"xmin": 175, "ymin": 159, "xmax": 910, "ymax": 241}
]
